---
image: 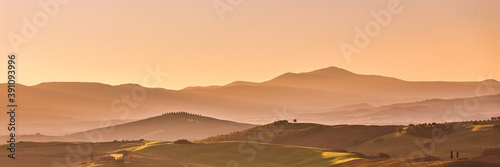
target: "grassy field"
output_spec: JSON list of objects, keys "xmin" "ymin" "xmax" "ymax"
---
[
  {"xmin": 133, "ymin": 141, "xmax": 362, "ymax": 167},
  {"xmin": 0, "ymin": 141, "xmax": 144, "ymax": 160},
  {"xmin": 0, "ymin": 141, "xmax": 145, "ymax": 167},
  {"xmin": 348, "ymin": 124, "xmax": 500, "ymax": 160},
  {"xmin": 1, "ymin": 124, "xmax": 498, "ymax": 167},
  {"xmin": 0, "ymin": 140, "xmax": 362, "ymax": 167},
  {"xmin": 199, "ymin": 121, "xmax": 399, "ymax": 149}
]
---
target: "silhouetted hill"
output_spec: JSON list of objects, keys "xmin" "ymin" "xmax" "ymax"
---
[
  {"xmin": 200, "ymin": 120, "xmax": 399, "ymax": 149},
  {"xmin": 297, "ymin": 94, "xmax": 500, "ymax": 125},
  {"xmin": 261, "ymin": 67, "xmax": 498, "ymax": 99},
  {"xmin": 62, "ymin": 112, "xmax": 256, "ymax": 142},
  {"xmin": 2, "ymin": 66, "xmax": 499, "ymax": 135}
]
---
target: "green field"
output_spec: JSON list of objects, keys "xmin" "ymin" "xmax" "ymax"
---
[
  {"xmin": 133, "ymin": 141, "xmax": 361, "ymax": 167},
  {"xmin": 1, "ymin": 124, "xmax": 499, "ymax": 167},
  {"xmin": 348, "ymin": 125, "xmax": 500, "ymax": 160},
  {"xmin": 0, "ymin": 141, "xmax": 362, "ymax": 167},
  {"xmin": 0, "ymin": 141, "xmax": 144, "ymax": 157}
]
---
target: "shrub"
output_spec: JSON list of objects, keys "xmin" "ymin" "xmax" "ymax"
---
[
  {"xmin": 377, "ymin": 153, "xmax": 390, "ymax": 158},
  {"xmin": 115, "ymin": 150, "xmax": 130, "ymax": 157},
  {"xmin": 273, "ymin": 120, "xmax": 289, "ymax": 125},
  {"xmin": 115, "ymin": 150, "xmax": 130, "ymax": 159},
  {"xmin": 174, "ymin": 139, "xmax": 192, "ymax": 144},
  {"xmin": 100, "ymin": 156, "xmax": 115, "ymax": 162}
]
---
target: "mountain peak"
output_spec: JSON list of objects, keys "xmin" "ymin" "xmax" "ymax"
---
[
  {"xmin": 272, "ymin": 66, "xmax": 354, "ymax": 80},
  {"xmin": 308, "ymin": 66, "xmax": 354, "ymax": 75},
  {"xmin": 225, "ymin": 81, "xmax": 258, "ymax": 87},
  {"xmin": 117, "ymin": 83, "xmax": 144, "ymax": 88}
]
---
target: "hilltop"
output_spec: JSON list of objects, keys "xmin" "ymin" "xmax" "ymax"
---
[
  {"xmin": 348, "ymin": 121, "xmax": 500, "ymax": 161},
  {"xmin": 199, "ymin": 120, "xmax": 399, "ymax": 149},
  {"xmin": 65, "ymin": 112, "xmax": 256, "ymax": 141},
  {"xmin": 16, "ymin": 112, "xmax": 256, "ymax": 142}
]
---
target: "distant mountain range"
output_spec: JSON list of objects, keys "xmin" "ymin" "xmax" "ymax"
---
[
  {"xmin": 11, "ymin": 92, "xmax": 500, "ymax": 142},
  {"xmin": 1, "ymin": 66, "xmax": 499, "ymax": 135},
  {"xmin": 297, "ymin": 94, "xmax": 500, "ymax": 125}
]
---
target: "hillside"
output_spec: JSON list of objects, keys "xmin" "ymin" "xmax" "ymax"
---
[
  {"xmin": 63, "ymin": 112, "xmax": 256, "ymax": 142},
  {"xmin": 2, "ymin": 140, "xmax": 496, "ymax": 167},
  {"xmin": 1, "ymin": 66, "xmax": 499, "ymax": 135},
  {"xmin": 0, "ymin": 141, "xmax": 364, "ymax": 167},
  {"xmin": 134, "ymin": 141, "xmax": 362, "ymax": 167},
  {"xmin": 259, "ymin": 67, "xmax": 500, "ymax": 100},
  {"xmin": 11, "ymin": 112, "xmax": 256, "ymax": 142},
  {"xmin": 297, "ymin": 94, "xmax": 500, "ymax": 125},
  {"xmin": 348, "ymin": 123, "xmax": 500, "ymax": 161},
  {"xmin": 199, "ymin": 120, "xmax": 399, "ymax": 149},
  {"xmin": 0, "ymin": 141, "xmax": 177, "ymax": 167},
  {"xmin": 331, "ymin": 158, "xmax": 500, "ymax": 167}
]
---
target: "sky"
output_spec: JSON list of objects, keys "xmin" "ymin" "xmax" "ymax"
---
[{"xmin": 1, "ymin": 0, "xmax": 499, "ymax": 90}]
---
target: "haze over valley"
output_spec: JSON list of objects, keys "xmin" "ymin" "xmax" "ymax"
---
[{"xmin": 1, "ymin": 67, "xmax": 499, "ymax": 136}]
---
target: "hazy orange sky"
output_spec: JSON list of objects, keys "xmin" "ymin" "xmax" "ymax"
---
[{"xmin": 1, "ymin": 0, "xmax": 499, "ymax": 90}]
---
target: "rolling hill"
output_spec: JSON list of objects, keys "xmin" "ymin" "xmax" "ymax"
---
[
  {"xmin": 0, "ymin": 140, "xmax": 364, "ymax": 167},
  {"xmin": 134, "ymin": 141, "xmax": 363, "ymax": 167},
  {"xmin": 296, "ymin": 94, "xmax": 500, "ymax": 125},
  {"xmin": 348, "ymin": 123, "xmax": 500, "ymax": 161},
  {"xmin": 199, "ymin": 120, "xmax": 400, "ymax": 149},
  {"xmin": 15, "ymin": 112, "xmax": 256, "ymax": 142},
  {"xmin": 65, "ymin": 112, "xmax": 256, "ymax": 142},
  {"xmin": 2, "ymin": 66, "xmax": 499, "ymax": 135},
  {"xmin": 2, "ymin": 140, "xmax": 497, "ymax": 167}
]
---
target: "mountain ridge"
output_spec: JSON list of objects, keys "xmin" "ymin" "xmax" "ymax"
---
[{"xmin": 1, "ymin": 66, "xmax": 499, "ymax": 135}]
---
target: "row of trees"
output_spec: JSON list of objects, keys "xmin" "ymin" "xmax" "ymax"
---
[
  {"xmin": 490, "ymin": 116, "xmax": 500, "ymax": 121},
  {"xmin": 161, "ymin": 111, "xmax": 202, "ymax": 116},
  {"xmin": 403, "ymin": 116, "xmax": 500, "ymax": 137},
  {"xmin": 404, "ymin": 123, "xmax": 455, "ymax": 138},
  {"xmin": 173, "ymin": 139, "xmax": 192, "ymax": 144},
  {"xmin": 112, "ymin": 139, "xmax": 145, "ymax": 142}
]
